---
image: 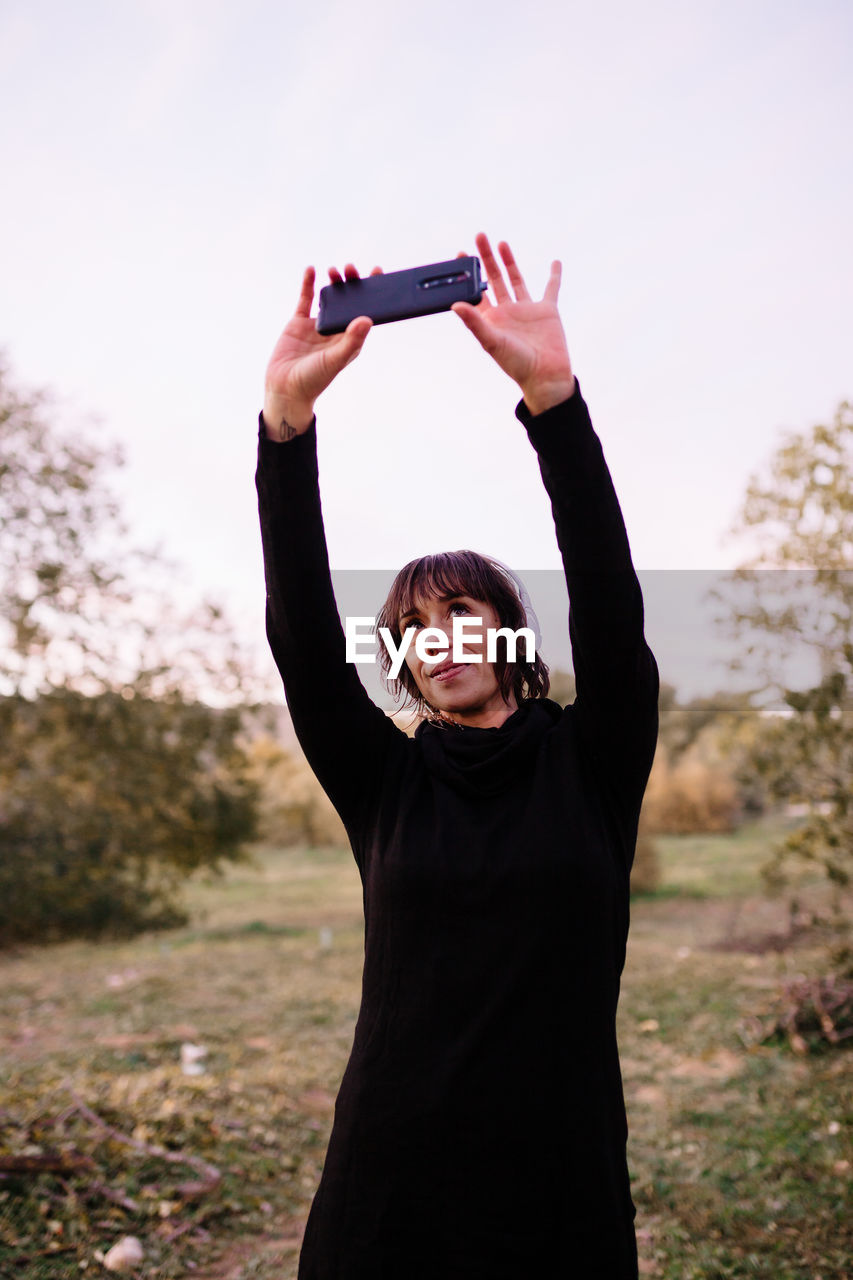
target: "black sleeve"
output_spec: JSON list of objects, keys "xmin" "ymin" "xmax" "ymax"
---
[
  {"xmin": 517, "ymin": 385, "xmax": 659, "ymax": 815},
  {"xmin": 255, "ymin": 417, "xmax": 405, "ymax": 847}
]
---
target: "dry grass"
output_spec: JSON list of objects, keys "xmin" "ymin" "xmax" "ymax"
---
[{"xmin": 1, "ymin": 825, "xmax": 850, "ymax": 1278}]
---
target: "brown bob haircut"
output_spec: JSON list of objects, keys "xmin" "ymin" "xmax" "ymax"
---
[{"xmin": 375, "ymin": 550, "xmax": 550, "ymax": 719}]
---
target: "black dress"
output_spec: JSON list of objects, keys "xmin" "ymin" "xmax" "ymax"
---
[{"xmin": 256, "ymin": 386, "xmax": 659, "ymax": 1280}]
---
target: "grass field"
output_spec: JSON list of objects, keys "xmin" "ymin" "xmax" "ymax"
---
[{"xmin": 1, "ymin": 822, "xmax": 850, "ymax": 1279}]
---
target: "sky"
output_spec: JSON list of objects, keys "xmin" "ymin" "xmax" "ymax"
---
[{"xmin": 2, "ymin": 0, "xmax": 851, "ymax": 695}]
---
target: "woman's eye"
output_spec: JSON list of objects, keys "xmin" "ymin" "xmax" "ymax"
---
[{"xmin": 450, "ymin": 603, "xmax": 471, "ymax": 616}]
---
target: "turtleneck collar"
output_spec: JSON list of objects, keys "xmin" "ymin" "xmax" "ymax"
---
[{"xmin": 415, "ymin": 698, "xmax": 563, "ymax": 798}]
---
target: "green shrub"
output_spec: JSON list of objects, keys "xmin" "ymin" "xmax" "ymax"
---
[{"xmin": 0, "ymin": 690, "xmax": 258, "ymax": 945}]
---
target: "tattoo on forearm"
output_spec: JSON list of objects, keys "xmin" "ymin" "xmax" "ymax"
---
[{"xmin": 278, "ymin": 418, "xmax": 298, "ymax": 442}]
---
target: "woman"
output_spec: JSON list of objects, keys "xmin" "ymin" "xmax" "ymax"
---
[
  {"xmin": 374, "ymin": 547, "xmax": 551, "ymax": 727},
  {"xmin": 256, "ymin": 234, "xmax": 659, "ymax": 1279}
]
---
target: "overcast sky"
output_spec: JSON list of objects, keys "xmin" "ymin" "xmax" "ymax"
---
[{"xmin": 2, "ymin": 0, "xmax": 851, "ymax": 692}]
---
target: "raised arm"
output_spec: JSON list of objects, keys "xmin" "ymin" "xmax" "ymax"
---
[
  {"xmin": 257, "ymin": 265, "xmax": 404, "ymax": 846},
  {"xmin": 454, "ymin": 235, "xmax": 658, "ymax": 809},
  {"xmin": 451, "ymin": 233, "xmax": 576, "ymax": 416},
  {"xmin": 520, "ymin": 391, "xmax": 659, "ymax": 814},
  {"xmin": 262, "ymin": 263, "xmax": 376, "ymax": 438}
]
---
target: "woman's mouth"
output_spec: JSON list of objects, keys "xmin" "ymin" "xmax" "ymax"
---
[{"xmin": 430, "ymin": 663, "xmax": 467, "ymax": 682}]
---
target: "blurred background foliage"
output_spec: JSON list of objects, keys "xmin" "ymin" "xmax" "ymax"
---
[
  {"xmin": 1, "ymin": 356, "xmax": 260, "ymax": 944},
  {"xmin": 1, "ymin": 374, "xmax": 852, "ymax": 1275},
  {"xmin": 715, "ymin": 399, "xmax": 853, "ymax": 972},
  {"xmin": 2, "ymin": 354, "xmax": 851, "ymax": 989},
  {"xmin": 0, "ymin": 691, "xmax": 257, "ymax": 945}
]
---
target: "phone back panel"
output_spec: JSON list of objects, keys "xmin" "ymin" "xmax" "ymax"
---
[{"xmin": 317, "ymin": 256, "xmax": 484, "ymax": 334}]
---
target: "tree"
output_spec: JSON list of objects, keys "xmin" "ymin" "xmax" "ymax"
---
[
  {"xmin": 0, "ymin": 355, "xmax": 249, "ymax": 701},
  {"xmin": 723, "ymin": 400, "xmax": 853, "ymax": 674},
  {"xmin": 0, "ymin": 690, "xmax": 257, "ymax": 944},
  {"xmin": 718, "ymin": 400, "xmax": 853, "ymax": 970},
  {"xmin": 0, "ymin": 354, "xmax": 124, "ymax": 693},
  {"xmin": 0, "ymin": 356, "xmax": 258, "ymax": 943}
]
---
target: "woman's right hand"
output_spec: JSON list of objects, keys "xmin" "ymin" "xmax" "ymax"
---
[{"xmin": 262, "ymin": 264, "xmax": 377, "ymax": 440}]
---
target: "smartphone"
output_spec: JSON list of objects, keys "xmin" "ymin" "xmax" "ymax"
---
[{"xmin": 316, "ymin": 256, "xmax": 487, "ymax": 335}]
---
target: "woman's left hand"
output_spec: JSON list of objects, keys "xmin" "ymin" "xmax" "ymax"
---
[{"xmin": 452, "ymin": 233, "xmax": 576, "ymax": 416}]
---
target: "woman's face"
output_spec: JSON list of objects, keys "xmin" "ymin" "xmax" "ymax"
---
[{"xmin": 399, "ymin": 592, "xmax": 518, "ymax": 729}]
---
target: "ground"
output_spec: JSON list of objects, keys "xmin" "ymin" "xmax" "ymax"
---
[{"xmin": 0, "ymin": 821, "xmax": 850, "ymax": 1278}]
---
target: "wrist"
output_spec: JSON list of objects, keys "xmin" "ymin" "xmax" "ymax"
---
[
  {"xmin": 520, "ymin": 375, "xmax": 577, "ymax": 417},
  {"xmin": 262, "ymin": 393, "xmax": 315, "ymax": 441}
]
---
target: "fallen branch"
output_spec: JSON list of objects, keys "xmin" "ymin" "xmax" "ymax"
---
[
  {"xmin": 162, "ymin": 1219, "xmax": 197, "ymax": 1244},
  {"xmin": 762, "ymin": 972, "xmax": 853, "ymax": 1052},
  {"xmin": 0, "ymin": 1153, "xmax": 93, "ymax": 1174},
  {"xmin": 810, "ymin": 977, "xmax": 838, "ymax": 1042},
  {"xmin": 3, "ymin": 1244, "xmax": 78, "ymax": 1264},
  {"xmin": 69, "ymin": 1097, "xmax": 221, "ymax": 1199},
  {"xmin": 85, "ymin": 1180, "xmax": 140, "ymax": 1213}
]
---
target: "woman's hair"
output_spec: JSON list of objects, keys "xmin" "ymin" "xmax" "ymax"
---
[{"xmin": 375, "ymin": 550, "xmax": 550, "ymax": 719}]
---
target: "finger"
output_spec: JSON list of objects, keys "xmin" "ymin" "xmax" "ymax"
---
[
  {"xmin": 329, "ymin": 316, "xmax": 373, "ymax": 371},
  {"xmin": 498, "ymin": 241, "xmax": 531, "ymax": 302},
  {"xmin": 475, "ymin": 231, "xmax": 511, "ymax": 303},
  {"xmin": 343, "ymin": 262, "xmax": 361, "ymax": 281},
  {"xmin": 543, "ymin": 259, "xmax": 562, "ymax": 305},
  {"xmin": 451, "ymin": 301, "xmax": 500, "ymax": 354},
  {"xmin": 295, "ymin": 266, "xmax": 315, "ymax": 317},
  {"xmin": 369, "ymin": 265, "xmax": 383, "ymax": 275},
  {"xmin": 328, "ymin": 266, "xmax": 344, "ymax": 285},
  {"xmin": 344, "ymin": 315, "xmax": 373, "ymax": 342}
]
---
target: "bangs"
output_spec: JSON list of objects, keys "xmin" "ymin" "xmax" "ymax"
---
[
  {"xmin": 388, "ymin": 552, "xmax": 517, "ymax": 628},
  {"xmin": 375, "ymin": 550, "xmax": 549, "ymax": 717}
]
